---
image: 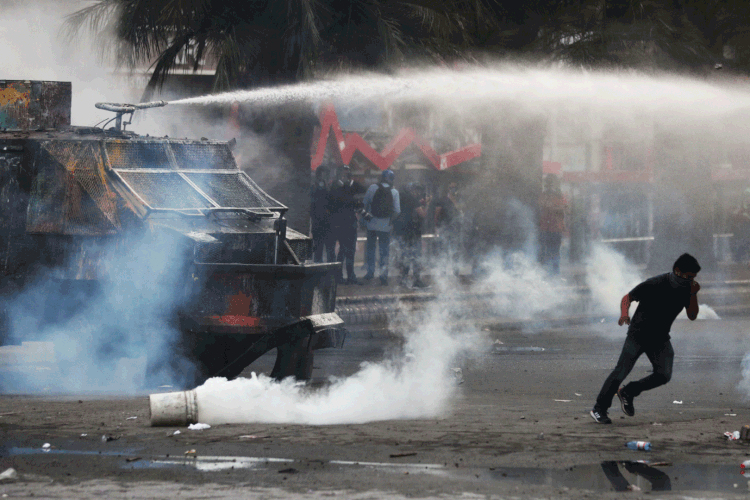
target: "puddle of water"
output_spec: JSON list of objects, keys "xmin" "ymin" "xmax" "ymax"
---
[
  {"xmin": 6, "ymin": 447, "xmax": 138, "ymax": 457},
  {"xmin": 330, "ymin": 460, "xmax": 448, "ymax": 477},
  {"xmin": 130, "ymin": 456, "xmax": 294, "ymax": 472},
  {"xmin": 490, "ymin": 461, "xmax": 750, "ymax": 492},
  {"xmin": 4, "ymin": 446, "xmax": 444, "ymax": 475},
  {"xmin": 493, "ymin": 346, "xmax": 547, "ymax": 352}
]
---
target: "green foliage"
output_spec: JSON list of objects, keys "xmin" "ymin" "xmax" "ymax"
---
[
  {"xmin": 66, "ymin": 0, "xmax": 510, "ymax": 92},
  {"xmin": 65, "ymin": 0, "xmax": 750, "ymax": 92}
]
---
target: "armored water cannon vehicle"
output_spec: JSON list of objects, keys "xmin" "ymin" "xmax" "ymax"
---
[{"xmin": 0, "ymin": 80, "xmax": 344, "ymax": 387}]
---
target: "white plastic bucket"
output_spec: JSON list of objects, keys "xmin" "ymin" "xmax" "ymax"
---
[{"xmin": 149, "ymin": 390, "xmax": 198, "ymax": 426}]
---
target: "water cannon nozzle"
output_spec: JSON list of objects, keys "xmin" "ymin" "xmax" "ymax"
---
[{"xmin": 94, "ymin": 101, "xmax": 168, "ymax": 131}]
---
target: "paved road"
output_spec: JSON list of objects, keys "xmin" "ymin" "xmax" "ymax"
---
[{"xmin": 0, "ymin": 317, "xmax": 748, "ymax": 499}]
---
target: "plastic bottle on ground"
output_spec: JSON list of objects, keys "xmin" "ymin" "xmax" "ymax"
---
[
  {"xmin": 741, "ymin": 460, "xmax": 750, "ymax": 469},
  {"xmin": 625, "ymin": 441, "xmax": 651, "ymax": 451}
]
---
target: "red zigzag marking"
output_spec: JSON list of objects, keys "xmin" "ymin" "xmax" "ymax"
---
[{"xmin": 311, "ymin": 103, "xmax": 481, "ymax": 171}]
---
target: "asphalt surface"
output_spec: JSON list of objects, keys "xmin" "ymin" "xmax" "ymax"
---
[{"xmin": 0, "ymin": 315, "xmax": 749, "ymax": 499}]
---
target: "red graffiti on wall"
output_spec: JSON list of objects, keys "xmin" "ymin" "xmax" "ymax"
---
[{"xmin": 311, "ymin": 103, "xmax": 481, "ymax": 171}]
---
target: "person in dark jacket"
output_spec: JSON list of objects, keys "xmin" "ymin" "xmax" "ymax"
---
[
  {"xmin": 590, "ymin": 253, "xmax": 701, "ymax": 425},
  {"xmin": 434, "ymin": 182, "xmax": 463, "ymax": 276},
  {"xmin": 394, "ymin": 183, "xmax": 429, "ymax": 288},
  {"xmin": 310, "ymin": 165, "xmax": 334, "ymax": 263},
  {"xmin": 328, "ymin": 165, "xmax": 365, "ymax": 284}
]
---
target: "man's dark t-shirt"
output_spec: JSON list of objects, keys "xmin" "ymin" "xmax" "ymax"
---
[
  {"xmin": 310, "ymin": 182, "xmax": 330, "ymax": 231},
  {"xmin": 627, "ymin": 273, "xmax": 691, "ymax": 345},
  {"xmin": 328, "ymin": 180, "xmax": 365, "ymax": 228},
  {"xmin": 393, "ymin": 190, "xmax": 422, "ymax": 238}
]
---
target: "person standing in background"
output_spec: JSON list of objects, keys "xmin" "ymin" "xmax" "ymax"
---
[
  {"xmin": 394, "ymin": 183, "xmax": 429, "ymax": 289},
  {"xmin": 310, "ymin": 165, "xmax": 334, "ymax": 263},
  {"xmin": 328, "ymin": 165, "xmax": 365, "ymax": 284},
  {"xmin": 539, "ymin": 174, "xmax": 566, "ymax": 274},
  {"xmin": 434, "ymin": 182, "xmax": 463, "ymax": 276},
  {"xmin": 363, "ymin": 169, "xmax": 400, "ymax": 286}
]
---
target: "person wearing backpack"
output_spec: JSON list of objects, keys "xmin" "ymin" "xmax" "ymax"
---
[{"xmin": 362, "ymin": 169, "xmax": 400, "ymax": 285}]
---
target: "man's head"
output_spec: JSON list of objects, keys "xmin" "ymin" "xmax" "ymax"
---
[
  {"xmin": 407, "ymin": 182, "xmax": 426, "ymax": 200},
  {"xmin": 381, "ymin": 169, "xmax": 395, "ymax": 184},
  {"xmin": 673, "ymin": 253, "xmax": 701, "ymax": 279},
  {"xmin": 315, "ymin": 165, "xmax": 330, "ymax": 182}
]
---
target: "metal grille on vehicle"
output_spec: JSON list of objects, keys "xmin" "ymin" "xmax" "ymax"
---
[
  {"xmin": 185, "ymin": 173, "xmax": 277, "ymax": 208},
  {"xmin": 171, "ymin": 142, "xmax": 236, "ymax": 170},
  {"xmin": 117, "ymin": 171, "xmax": 213, "ymax": 209},
  {"xmin": 105, "ymin": 141, "xmax": 172, "ymax": 169}
]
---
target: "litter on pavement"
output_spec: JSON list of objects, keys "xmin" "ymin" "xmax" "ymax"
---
[
  {"xmin": 188, "ymin": 423, "xmax": 211, "ymax": 431},
  {"xmin": 724, "ymin": 431, "xmax": 741, "ymax": 440},
  {"xmin": 0, "ymin": 468, "xmax": 17, "ymax": 482}
]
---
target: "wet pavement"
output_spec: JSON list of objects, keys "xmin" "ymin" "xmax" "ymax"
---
[{"xmin": 0, "ymin": 319, "xmax": 749, "ymax": 498}]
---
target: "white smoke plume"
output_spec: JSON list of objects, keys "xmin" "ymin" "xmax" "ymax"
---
[
  {"xmin": 585, "ymin": 244, "xmax": 643, "ymax": 316},
  {"xmin": 3, "ymin": 231, "xmax": 195, "ymax": 394},
  {"xmin": 196, "ymin": 288, "xmax": 478, "ymax": 425},
  {"xmin": 477, "ymin": 251, "xmax": 566, "ymax": 320}
]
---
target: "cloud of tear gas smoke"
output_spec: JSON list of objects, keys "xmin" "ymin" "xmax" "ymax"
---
[
  {"xmin": 585, "ymin": 244, "xmax": 644, "ymax": 316},
  {"xmin": 195, "ymin": 289, "xmax": 479, "ymax": 425},
  {"xmin": 0, "ymin": 0, "xmax": 140, "ymax": 127},
  {"xmin": 0, "ymin": 0, "xmax": 212, "ymax": 139},
  {"xmin": 3, "ymin": 231, "xmax": 195, "ymax": 394},
  {"xmin": 474, "ymin": 251, "xmax": 566, "ymax": 320},
  {"xmin": 740, "ymin": 354, "xmax": 750, "ymax": 400}
]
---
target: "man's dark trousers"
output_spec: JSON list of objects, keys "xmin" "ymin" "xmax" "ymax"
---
[
  {"xmin": 366, "ymin": 230, "xmax": 390, "ymax": 278},
  {"xmin": 334, "ymin": 223, "xmax": 358, "ymax": 280},
  {"xmin": 595, "ymin": 335, "xmax": 674, "ymax": 411},
  {"xmin": 312, "ymin": 225, "xmax": 335, "ymax": 263}
]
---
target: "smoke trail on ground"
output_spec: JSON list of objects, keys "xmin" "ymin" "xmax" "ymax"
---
[{"xmin": 196, "ymin": 284, "xmax": 478, "ymax": 425}]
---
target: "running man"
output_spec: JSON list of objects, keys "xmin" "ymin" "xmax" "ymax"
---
[{"xmin": 590, "ymin": 253, "xmax": 701, "ymax": 424}]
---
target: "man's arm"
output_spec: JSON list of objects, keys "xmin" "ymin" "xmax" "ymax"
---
[
  {"xmin": 686, "ymin": 281, "xmax": 700, "ymax": 320},
  {"xmin": 362, "ymin": 185, "xmax": 374, "ymax": 213},
  {"xmin": 391, "ymin": 189, "xmax": 401, "ymax": 223},
  {"xmin": 618, "ymin": 294, "xmax": 632, "ymax": 326}
]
